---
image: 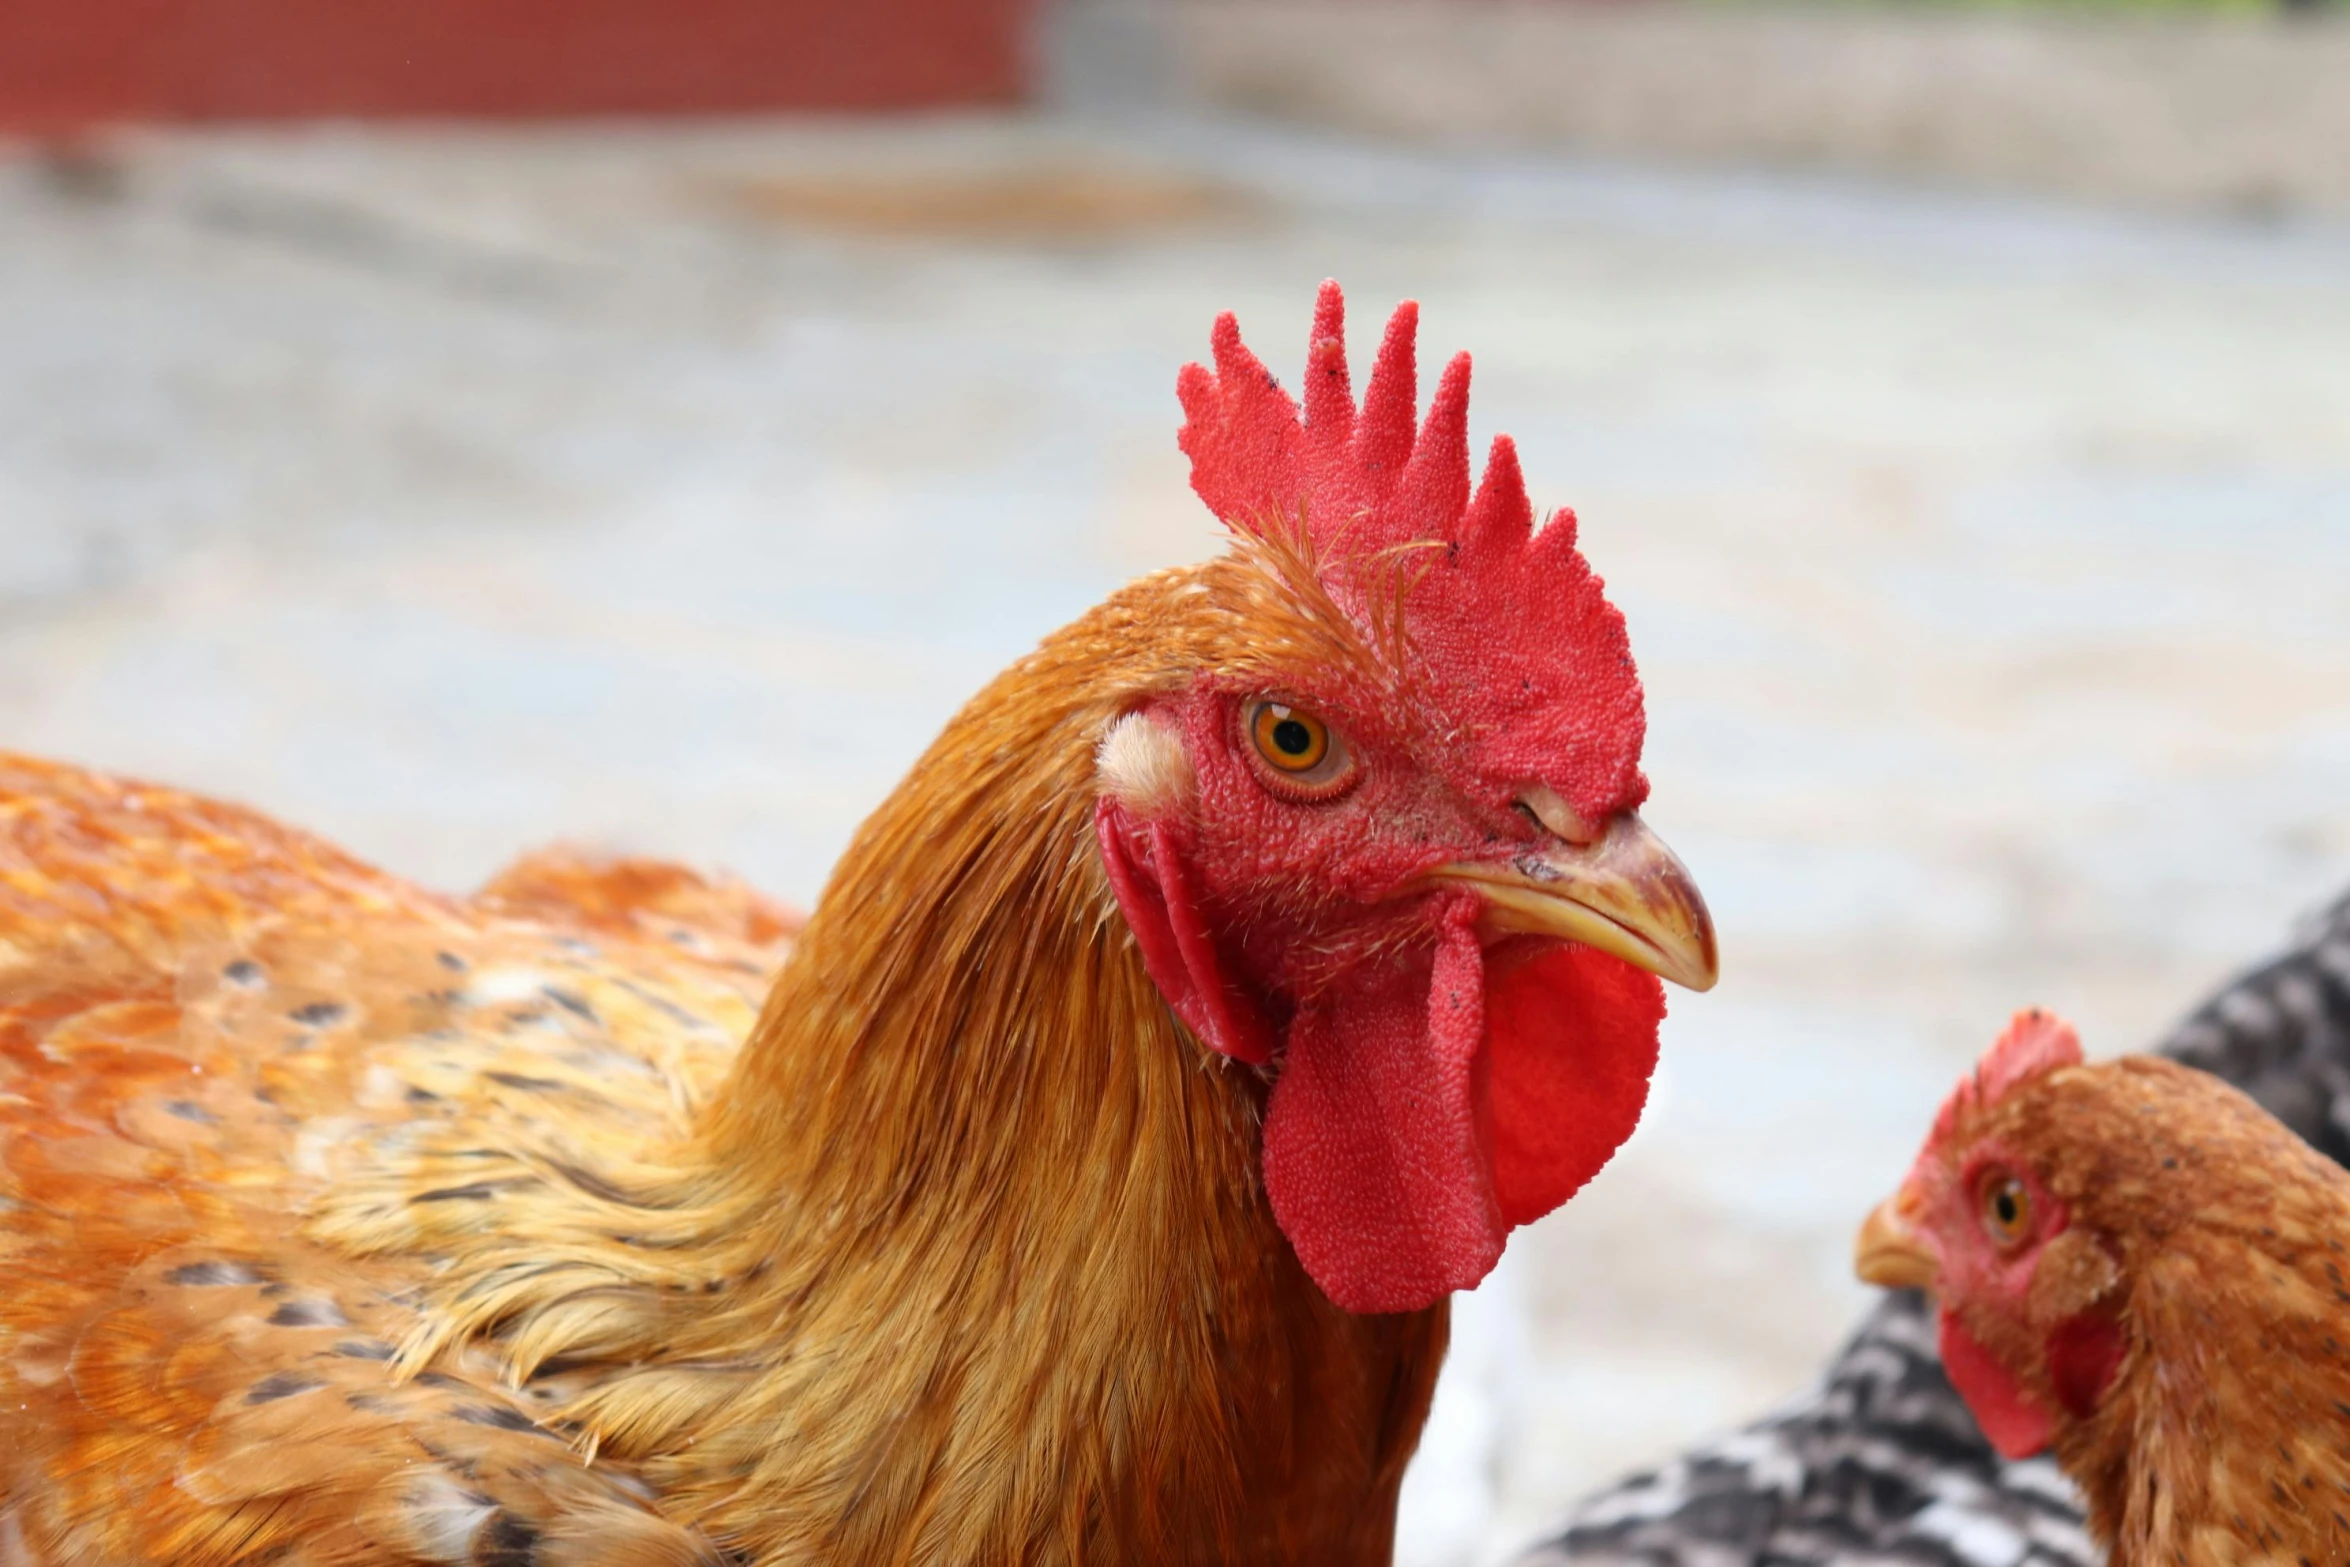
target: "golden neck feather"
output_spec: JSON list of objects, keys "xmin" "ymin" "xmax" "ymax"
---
[
  {"xmin": 413, "ymin": 559, "xmax": 1439, "ymax": 1565},
  {"xmin": 644, "ymin": 573, "xmax": 1301, "ymax": 1560}
]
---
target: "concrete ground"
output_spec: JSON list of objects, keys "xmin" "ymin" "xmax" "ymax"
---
[
  {"xmin": 6, "ymin": 111, "xmax": 2350, "ymax": 1562},
  {"xmin": 1096, "ymin": 0, "xmax": 2350, "ymax": 220}
]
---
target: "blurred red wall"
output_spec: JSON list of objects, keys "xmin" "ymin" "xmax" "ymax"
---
[{"xmin": 0, "ymin": 0, "xmax": 1034, "ymax": 132}]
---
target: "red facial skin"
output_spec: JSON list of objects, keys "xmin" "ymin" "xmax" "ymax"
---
[
  {"xmin": 1903, "ymin": 1144, "xmax": 2077, "ymax": 1456},
  {"xmin": 1098, "ymin": 667, "xmax": 1667, "ymax": 1315},
  {"xmin": 1156, "ymin": 677, "xmax": 1548, "ymax": 999},
  {"xmin": 1885, "ymin": 1018, "xmax": 2128, "ymax": 1457}
]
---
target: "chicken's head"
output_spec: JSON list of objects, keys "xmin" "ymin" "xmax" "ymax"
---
[
  {"xmin": 1854, "ymin": 1010, "xmax": 2128, "ymax": 1458},
  {"xmin": 1092, "ymin": 282, "xmax": 1716, "ymax": 1314}
]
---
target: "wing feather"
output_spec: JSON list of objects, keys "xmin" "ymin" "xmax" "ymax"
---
[{"xmin": 0, "ymin": 754, "xmax": 768, "ymax": 1561}]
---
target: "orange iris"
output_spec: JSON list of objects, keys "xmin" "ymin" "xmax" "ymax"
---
[
  {"xmin": 1980, "ymin": 1173, "xmax": 2032, "ymax": 1247},
  {"xmin": 1250, "ymin": 703, "xmax": 1329, "ymax": 773}
]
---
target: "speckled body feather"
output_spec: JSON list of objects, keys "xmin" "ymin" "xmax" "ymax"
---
[{"xmin": 0, "ymin": 753, "xmax": 785, "ymax": 1565}]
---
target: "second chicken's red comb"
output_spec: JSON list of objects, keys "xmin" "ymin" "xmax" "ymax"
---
[{"xmin": 1932, "ymin": 1008, "xmax": 2085, "ymax": 1146}]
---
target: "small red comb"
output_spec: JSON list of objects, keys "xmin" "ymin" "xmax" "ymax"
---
[
  {"xmin": 1175, "ymin": 281, "xmax": 1648, "ymax": 819},
  {"xmin": 1931, "ymin": 1009, "xmax": 2084, "ymax": 1145}
]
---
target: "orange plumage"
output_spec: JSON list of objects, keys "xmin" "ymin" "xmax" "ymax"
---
[
  {"xmin": 0, "ymin": 286, "xmax": 1714, "ymax": 1563},
  {"xmin": 1859, "ymin": 1011, "xmax": 2350, "ymax": 1565}
]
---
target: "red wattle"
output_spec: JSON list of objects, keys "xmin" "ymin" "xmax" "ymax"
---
[
  {"xmin": 1262, "ymin": 898, "xmax": 1502, "ymax": 1315},
  {"xmin": 1485, "ymin": 944, "xmax": 1660, "ymax": 1225},
  {"xmin": 1095, "ymin": 800, "xmax": 1273, "ymax": 1065},
  {"xmin": 1938, "ymin": 1309, "xmax": 2055, "ymax": 1458},
  {"xmin": 1262, "ymin": 899, "xmax": 1664, "ymax": 1315},
  {"xmin": 2047, "ymin": 1312, "xmax": 2124, "ymax": 1421}
]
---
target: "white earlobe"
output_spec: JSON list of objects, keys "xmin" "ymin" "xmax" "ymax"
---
[{"xmin": 1095, "ymin": 713, "xmax": 1195, "ymax": 821}]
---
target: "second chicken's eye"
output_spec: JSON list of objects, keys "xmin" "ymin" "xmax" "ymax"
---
[
  {"xmin": 1980, "ymin": 1173, "xmax": 2032, "ymax": 1247},
  {"xmin": 1244, "ymin": 700, "xmax": 1354, "ymax": 798}
]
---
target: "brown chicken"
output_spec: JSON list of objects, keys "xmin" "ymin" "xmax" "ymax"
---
[
  {"xmin": 0, "ymin": 283, "xmax": 1716, "ymax": 1565},
  {"xmin": 1858, "ymin": 1010, "xmax": 2350, "ymax": 1565}
]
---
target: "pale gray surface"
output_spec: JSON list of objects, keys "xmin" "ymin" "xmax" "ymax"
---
[
  {"xmin": 4, "ymin": 113, "xmax": 2350, "ymax": 1563},
  {"xmin": 1069, "ymin": 0, "xmax": 2350, "ymax": 219}
]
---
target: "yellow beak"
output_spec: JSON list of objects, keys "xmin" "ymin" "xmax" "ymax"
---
[
  {"xmin": 1855, "ymin": 1191, "xmax": 1939, "ymax": 1293},
  {"xmin": 1424, "ymin": 812, "xmax": 1718, "ymax": 993}
]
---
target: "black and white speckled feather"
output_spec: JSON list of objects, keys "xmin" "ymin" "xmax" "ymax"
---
[{"xmin": 1524, "ymin": 885, "xmax": 2350, "ymax": 1567}]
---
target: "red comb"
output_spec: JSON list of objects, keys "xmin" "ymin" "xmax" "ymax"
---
[
  {"xmin": 1931, "ymin": 1009, "xmax": 2084, "ymax": 1146},
  {"xmin": 1175, "ymin": 281, "xmax": 1648, "ymax": 819}
]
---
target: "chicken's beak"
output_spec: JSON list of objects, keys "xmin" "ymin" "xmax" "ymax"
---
[
  {"xmin": 1855, "ymin": 1191, "xmax": 1939, "ymax": 1293},
  {"xmin": 1424, "ymin": 812, "xmax": 1718, "ymax": 993}
]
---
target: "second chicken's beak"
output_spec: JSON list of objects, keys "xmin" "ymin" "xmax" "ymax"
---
[
  {"xmin": 1856, "ymin": 1192, "xmax": 1939, "ymax": 1293},
  {"xmin": 1425, "ymin": 813, "xmax": 1718, "ymax": 992}
]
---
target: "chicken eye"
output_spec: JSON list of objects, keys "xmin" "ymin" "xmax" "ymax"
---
[
  {"xmin": 1254, "ymin": 704, "xmax": 1327, "ymax": 771},
  {"xmin": 1980, "ymin": 1173, "xmax": 2032, "ymax": 1247},
  {"xmin": 1243, "ymin": 700, "xmax": 1354, "ymax": 798}
]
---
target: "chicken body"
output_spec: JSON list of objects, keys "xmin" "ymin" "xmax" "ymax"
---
[
  {"xmin": 0, "ymin": 614, "xmax": 1435, "ymax": 1565},
  {"xmin": 0, "ymin": 752, "xmax": 783, "ymax": 1565},
  {"xmin": 1535, "ymin": 886, "xmax": 2350, "ymax": 1567},
  {"xmin": 0, "ymin": 286, "xmax": 1713, "ymax": 1564},
  {"xmin": 1856, "ymin": 1016, "xmax": 2350, "ymax": 1566}
]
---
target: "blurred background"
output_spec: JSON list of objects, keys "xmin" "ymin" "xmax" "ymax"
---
[{"xmin": 4, "ymin": 0, "xmax": 2349, "ymax": 1560}]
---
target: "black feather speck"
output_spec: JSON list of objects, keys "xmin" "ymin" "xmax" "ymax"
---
[
  {"xmin": 245, "ymin": 1372, "xmax": 326, "ymax": 1404},
  {"xmin": 167, "ymin": 1260, "xmax": 266, "ymax": 1287}
]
